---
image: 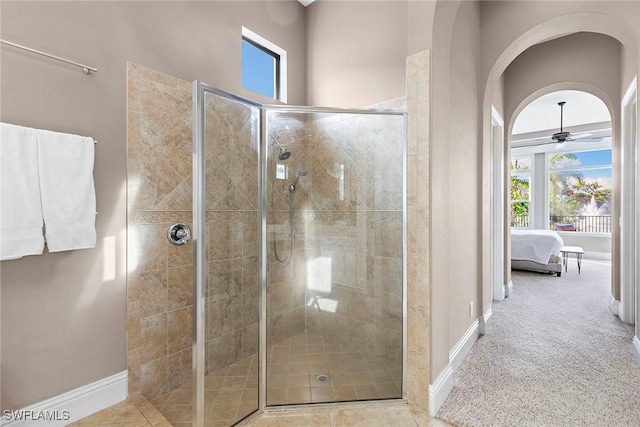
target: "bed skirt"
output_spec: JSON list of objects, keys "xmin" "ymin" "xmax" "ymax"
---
[{"xmin": 511, "ymin": 255, "xmax": 562, "ymax": 277}]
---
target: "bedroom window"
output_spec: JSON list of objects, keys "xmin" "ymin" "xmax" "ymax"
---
[
  {"xmin": 510, "ymin": 156, "xmax": 531, "ymax": 228},
  {"xmin": 241, "ymin": 27, "xmax": 287, "ymax": 102},
  {"xmin": 548, "ymin": 149, "xmax": 612, "ymax": 233}
]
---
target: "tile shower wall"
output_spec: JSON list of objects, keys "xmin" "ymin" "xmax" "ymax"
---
[
  {"xmin": 127, "ymin": 63, "xmax": 194, "ymax": 400},
  {"xmin": 203, "ymin": 94, "xmax": 260, "ymax": 374},
  {"xmin": 267, "ymin": 106, "xmax": 405, "ymax": 369},
  {"xmin": 406, "ymin": 49, "xmax": 430, "ymax": 412},
  {"xmin": 126, "ymin": 64, "xmax": 262, "ymax": 399}
]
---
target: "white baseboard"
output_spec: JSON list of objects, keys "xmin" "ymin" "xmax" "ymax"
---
[
  {"xmin": 505, "ymin": 280, "xmax": 513, "ymax": 297},
  {"xmin": 430, "ymin": 317, "xmax": 481, "ymax": 416},
  {"xmin": 632, "ymin": 336, "xmax": 640, "ymax": 368},
  {"xmin": 478, "ymin": 307, "xmax": 493, "ymax": 335},
  {"xmin": 609, "ymin": 295, "xmax": 620, "ymax": 316},
  {"xmin": 1, "ymin": 371, "xmax": 127, "ymax": 427},
  {"xmin": 428, "ymin": 365, "xmax": 453, "ymax": 416},
  {"xmin": 450, "ymin": 319, "xmax": 479, "ymax": 371},
  {"xmin": 583, "ymin": 251, "xmax": 611, "ymax": 261}
]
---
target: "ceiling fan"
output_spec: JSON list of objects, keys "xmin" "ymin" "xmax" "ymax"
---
[{"xmin": 511, "ymin": 101, "xmax": 604, "ymax": 149}]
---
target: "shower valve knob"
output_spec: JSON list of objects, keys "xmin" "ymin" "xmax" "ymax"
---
[{"xmin": 167, "ymin": 223, "xmax": 191, "ymax": 245}]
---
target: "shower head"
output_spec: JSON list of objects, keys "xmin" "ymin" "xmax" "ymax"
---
[
  {"xmin": 271, "ymin": 136, "xmax": 291, "ymax": 161},
  {"xmin": 278, "ymin": 149, "xmax": 291, "ymax": 161},
  {"xmin": 292, "ymin": 169, "xmax": 308, "ymax": 187}
]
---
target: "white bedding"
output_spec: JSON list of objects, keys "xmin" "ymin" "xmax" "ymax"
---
[{"xmin": 511, "ymin": 229, "xmax": 564, "ymax": 264}]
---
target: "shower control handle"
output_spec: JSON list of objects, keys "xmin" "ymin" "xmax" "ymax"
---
[{"xmin": 167, "ymin": 223, "xmax": 191, "ymax": 245}]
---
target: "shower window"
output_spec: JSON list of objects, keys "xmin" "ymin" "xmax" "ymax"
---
[{"xmin": 241, "ymin": 27, "xmax": 287, "ymax": 102}]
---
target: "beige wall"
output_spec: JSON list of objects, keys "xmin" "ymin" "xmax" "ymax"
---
[
  {"xmin": 430, "ymin": 0, "xmax": 484, "ymax": 379},
  {"xmin": 504, "ymin": 32, "xmax": 625, "ymax": 298},
  {"xmin": 480, "ymin": 0, "xmax": 639, "ymax": 310},
  {"xmin": 1, "ymin": 0, "xmax": 306, "ymax": 410},
  {"xmin": 504, "ymin": 32, "xmax": 620, "ymax": 270},
  {"xmin": 446, "ymin": 0, "xmax": 482, "ymax": 351},
  {"xmin": 5, "ymin": 0, "xmax": 638, "ymax": 414},
  {"xmin": 305, "ymin": 1, "xmax": 408, "ymax": 107},
  {"xmin": 504, "ymin": 33, "xmax": 622, "ymax": 127}
]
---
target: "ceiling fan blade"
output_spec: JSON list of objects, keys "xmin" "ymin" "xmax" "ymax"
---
[
  {"xmin": 568, "ymin": 132, "xmax": 593, "ymax": 140},
  {"xmin": 511, "ymin": 139, "xmax": 555, "ymax": 148},
  {"xmin": 575, "ymin": 137, "xmax": 603, "ymax": 142}
]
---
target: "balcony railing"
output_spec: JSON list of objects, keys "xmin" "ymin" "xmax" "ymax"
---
[
  {"xmin": 550, "ymin": 215, "xmax": 612, "ymax": 233},
  {"xmin": 511, "ymin": 214, "xmax": 529, "ymax": 228},
  {"xmin": 511, "ymin": 214, "xmax": 612, "ymax": 233}
]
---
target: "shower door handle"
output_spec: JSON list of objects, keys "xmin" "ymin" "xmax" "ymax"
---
[{"xmin": 167, "ymin": 223, "xmax": 191, "ymax": 245}]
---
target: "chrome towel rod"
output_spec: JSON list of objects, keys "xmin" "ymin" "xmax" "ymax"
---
[{"xmin": 0, "ymin": 39, "xmax": 97, "ymax": 75}]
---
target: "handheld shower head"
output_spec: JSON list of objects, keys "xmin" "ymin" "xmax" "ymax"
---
[{"xmin": 289, "ymin": 169, "xmax": 308, "ymax": 192}]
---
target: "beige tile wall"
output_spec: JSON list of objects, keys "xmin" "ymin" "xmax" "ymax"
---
[
  {"xmin": 406, "ymin": 50, "xmax": 430, "ymax": 412},
  {"xmin": 202, "ymin": 96, "xmax": 260, "ymax": 374},
  {"xmin": 127, "ymin": 64, "xmax": 261, "ymax": 399},
  {"xmin": 127, "ymin": 52, "xmax": 432, "ymax": 410},
  {"xmin": 127, "ymin": 63, "xmax": 194, "ymax": 400},
  {"xmin": 267, "ymin": 107, "xmax": 405, "ymax": 373}
]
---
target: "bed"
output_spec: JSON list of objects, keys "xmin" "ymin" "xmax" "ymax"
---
[{"xmin": 511, "ymin": 229, "xmax": 564, "ymax": 276}]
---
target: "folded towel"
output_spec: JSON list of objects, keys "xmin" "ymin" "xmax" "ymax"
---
[
  {"xmin": 0, "ymin": 123, "xmax": 46, "ymax": 260},
  {"xmin": 36, "ymin": 128, "xmax": 96, "ymax": 252}
]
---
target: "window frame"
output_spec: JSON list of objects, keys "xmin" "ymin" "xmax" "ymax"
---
[
  {"xmin": 241, "ymin": 27, "xmax": 288, "ymax": 103},
  {"xmin": 510, "ymin": 155, "xmax": 533, "ymax": 229},
  {"xmin": 546, "ymin": 147, "xmax": 613, "ymax": 235}
]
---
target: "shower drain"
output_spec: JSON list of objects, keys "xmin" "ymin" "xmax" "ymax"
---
[{"xmin": 314, "ymin": 374, "xmax": 330, "ymax": 383}]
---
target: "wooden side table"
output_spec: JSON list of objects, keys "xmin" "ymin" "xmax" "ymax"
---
[{"xmin": 561, "ymin": 246, "xmax": 584, "ymax": 274}]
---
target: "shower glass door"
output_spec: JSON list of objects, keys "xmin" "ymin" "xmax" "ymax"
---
[
  {"xmin": 194, "ymin": 83, "xmax": 261, "ymax": 425},
  {"xmin": 194, "ymin": 81, "xmax": 406, "ymax": 423},
  {"xmin": 264, "ymin": 108, "xmax": 406, "ymax": 406}
]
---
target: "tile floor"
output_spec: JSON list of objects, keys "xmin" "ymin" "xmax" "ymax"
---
[
  {"xmin": 67, "ymin": 394, "xmax": 171, "ymax": 427},
  {"xmin": 149, "ymin": 332, "xmax": 404, "ymax": 426},
  {"xmin": 69, "ymin": 333, "xmax": 446, "ymax": 427},
  {"xmin": 69, "ymin": 399, "xmax": 453, "ymax": 427}
]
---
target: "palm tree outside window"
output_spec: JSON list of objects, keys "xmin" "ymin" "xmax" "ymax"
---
[{"xmin": 548, "ymin": 149, "xmax": 612, "ymax": 233}]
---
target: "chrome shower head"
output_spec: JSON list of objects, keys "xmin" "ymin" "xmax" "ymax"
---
[
  {"xmin": 271, "ymin": 136, "xmax": 291, "ymax": 161},
  {"xmin": 278, "ymin": 149, "xmax": 291, "ymax": 161}
]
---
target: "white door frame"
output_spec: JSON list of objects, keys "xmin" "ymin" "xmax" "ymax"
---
[
  {"xmin": 491, "ymin": 106, "xmax": 506, "ymax": 301},
  {"xmin": 620, "ymin": 77, "xmax": 637, "ymax": 325}
]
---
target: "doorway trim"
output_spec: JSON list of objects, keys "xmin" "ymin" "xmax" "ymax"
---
[
  {"xmin": 620, "ymin": 77, "xmax": 637, "ymax": 325},
  {"xmin": 491, "ymin": 106, "xmax": 506, "ymax": 302}
]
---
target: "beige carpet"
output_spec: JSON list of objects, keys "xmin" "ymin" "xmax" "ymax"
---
[{"xmin": 437, "ymin": 260, "xmax": 640, "ymax": 427}]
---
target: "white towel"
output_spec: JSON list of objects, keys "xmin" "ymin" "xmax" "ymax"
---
[
  {"xmin": 36, "ymin": 128, "xmax": 96, "ymax": 252},
  {"xmin": 0, "ymin": 123, "xmax": 46, "ymax": 260}
]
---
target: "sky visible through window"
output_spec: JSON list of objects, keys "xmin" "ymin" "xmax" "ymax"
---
[
  {"xmin": 551, "ymin": 149, "xmax": 612, "ymax": 187},
  {"xmin": 242, "ymin": 39, "xmax": 276, "ymax": 99}
]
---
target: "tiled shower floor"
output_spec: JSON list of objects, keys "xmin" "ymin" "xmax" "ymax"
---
[{"xmin": 151, "ymin": 332, "xmax": 403, "ymax": 426}]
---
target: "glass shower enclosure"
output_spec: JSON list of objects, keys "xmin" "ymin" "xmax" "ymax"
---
[{"xmin": 192, "ymin": 81, "xmax": 406, "ymax": 426}]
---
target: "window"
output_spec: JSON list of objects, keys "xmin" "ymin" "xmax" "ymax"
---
[
  {"xmin": 510, "ymin": 156, "xmax": 531, "ymax": 228},
  {"xmin": 241, "ymin": 27, "xmax": 287, "ymax": 102},
  {"xmin": 548, "ymin": 149, "xmax": 612, "ymax": 233}
]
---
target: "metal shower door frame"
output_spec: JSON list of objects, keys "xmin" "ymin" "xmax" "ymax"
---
[{"xmin": 192, "ymin": 80, "xmax": 408, "ymax": 426}]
